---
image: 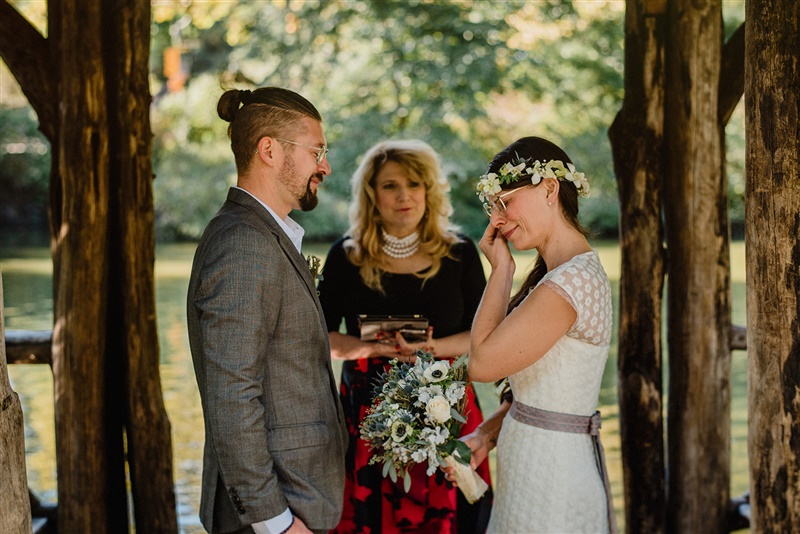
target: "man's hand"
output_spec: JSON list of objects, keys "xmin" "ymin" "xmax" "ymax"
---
[{"xmin": 286, "ymin": 516, "xmax": 313, "ymax": 533}]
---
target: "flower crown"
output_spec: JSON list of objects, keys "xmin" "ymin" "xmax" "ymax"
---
[{"xmin": 476, "ymin": 155, "xmax": 590, "ymax": 203}]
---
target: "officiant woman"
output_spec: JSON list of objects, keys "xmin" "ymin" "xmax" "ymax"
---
[{"xmin": 318, "ymin": 139, "xmax": 492, "ymax": 532}]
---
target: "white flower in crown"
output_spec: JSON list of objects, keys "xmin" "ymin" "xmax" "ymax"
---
[
  {"xmin": 476, "ymin": 174, "xmax": 502, "ymax": 202},
  {"xmin": 476, "ymin": 154, "xmax": 591, "ymax": 200}
]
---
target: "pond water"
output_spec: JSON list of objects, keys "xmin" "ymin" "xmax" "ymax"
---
[{"xmin": 1, "ymin": 241, "xmax": 749, "ymax": 532}]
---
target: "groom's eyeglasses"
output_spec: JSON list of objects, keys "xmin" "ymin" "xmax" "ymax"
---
[
  {"xmin": 274, "ymin": 138, "xmax": 330, "ymax": 165},
  {"xmin": 482, "ymin": 184, "xmax": 533, "ymax": 218}
]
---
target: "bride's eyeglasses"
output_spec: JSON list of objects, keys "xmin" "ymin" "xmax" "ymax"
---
[{"xmin": 482, "ymin": 184, "xmax": 533, "ymax": 218}]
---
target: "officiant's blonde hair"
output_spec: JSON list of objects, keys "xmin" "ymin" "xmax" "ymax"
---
[{"xmin": 344, "ymin": 139, "xmax": 459, "ymax": 293}]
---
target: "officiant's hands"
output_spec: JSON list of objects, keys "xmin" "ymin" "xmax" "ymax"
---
[
  {"xmin": 393, "ymin": 326, "xmax": 435, "ymax": 360},
  {"xmin": 328, "ymin": 331, "xmax": 404, "ymax": 360}
]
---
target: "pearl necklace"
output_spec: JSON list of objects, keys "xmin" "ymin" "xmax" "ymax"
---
[{"xmin": 381, "ymin": 229, "xmax": 420, "ymax": 259}]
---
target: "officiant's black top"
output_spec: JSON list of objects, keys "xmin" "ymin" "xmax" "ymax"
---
[
  {"xmin": 317, "ymin": 233, "xmax": 491, "ymax": 531},
  {"xmin": 319, "ymin": 234, "xmax": 486, "ymax": 341}
]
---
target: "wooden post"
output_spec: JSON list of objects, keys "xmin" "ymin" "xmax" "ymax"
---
[
  {"xmin": 663, "ymin": 0, "xmax": 732, "ymax": 531},
  {"xmin": 745, "ymin": 0, "xmax": 800, "ymax": 531},
  {"xmin": 1, "ymin": 1, "xmax": 177, "ymax": 530},
  {"xmin": 0, "ymin": 271, "xmax": 33, "ymax": 534},
  {"xmin": 105, "ymin": 1, "xmax": 178, "ymax": 529},
  {"xmin": 608, "ymin": 1, "xmax": 667, "ymax": 531}
]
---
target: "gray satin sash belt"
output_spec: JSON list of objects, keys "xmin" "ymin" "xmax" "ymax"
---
[{"xmin": 509, "ymin": 400, "xmax": 618, "ymax": 534}]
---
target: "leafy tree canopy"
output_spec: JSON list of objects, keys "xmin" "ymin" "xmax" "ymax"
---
[
  {"xmin": 148, "ymin": 0, "xmax": 625, "ymax": 241},
  {"xmin": 1, "ymin": 0, "xmax": 746, "ymax": 243}
]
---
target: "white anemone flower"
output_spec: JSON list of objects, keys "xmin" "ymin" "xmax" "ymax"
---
[
  {"xmin": 391, "ymin": 420, "xmax": 410, "ymax": 442},
  {"xmin": 423, "ymin": 361, "xmax": 450, "ymax": 383}
]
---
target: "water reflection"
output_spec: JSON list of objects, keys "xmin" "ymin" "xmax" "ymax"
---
[{"xmin": 1, "ymin": 242, "xmax": 749, "ymax": 532}]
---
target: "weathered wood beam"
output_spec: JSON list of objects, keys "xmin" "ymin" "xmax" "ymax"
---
[
  {"xmin": 0, "ymin": 0, "xmax": 57, "ymax": 141},
  {"xmin": 664, "ymin": 0, "xmax": 731, "ymax": 531},
  {"xmin": 745, "ymin": 0, "xmax": 800, "ymax": 529},
  {"xmin": 719, "ymin": 22, "xmax": 745, "ymax": 125},
  {"xmin": 1, "ymin": 274, "xmax": 34, "ymax": 533},
  {"xmin": 5, "ymin": 330, "xmax": 52, "ymax": 366},
  {"xmin": 609, "ymin": 0, "xmax": 667, "ymax": 531}
]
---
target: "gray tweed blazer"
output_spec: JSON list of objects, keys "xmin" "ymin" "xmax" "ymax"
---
[{"xmin": 187, "ymin": 188, "xmax": 347, "ymax": 532}]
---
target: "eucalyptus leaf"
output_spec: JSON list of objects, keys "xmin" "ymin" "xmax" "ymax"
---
[
  {"xmin": 403, "ymin": 471, "xmax": 412, "ymax": 492},
  {"xmin": 450, "ymin": 407, "xmax": 467, "ymax": 424}
]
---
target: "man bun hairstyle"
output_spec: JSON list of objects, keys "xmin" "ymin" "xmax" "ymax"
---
[{"xmin": 217, "ymin": 87, "xmax": 322, "ymax": 173}]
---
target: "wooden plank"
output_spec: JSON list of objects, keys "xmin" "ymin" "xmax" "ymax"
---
[{"xmin": 5, "ymin": 330, "xmax": 52, "ymax": 365}]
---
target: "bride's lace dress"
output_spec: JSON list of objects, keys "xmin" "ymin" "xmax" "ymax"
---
[{"xmin": 488, "ymin": 251, "xmax": 613, "ymax": 533}]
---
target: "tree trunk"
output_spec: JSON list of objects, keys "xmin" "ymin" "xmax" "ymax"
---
[
  {"xmin": 104, "ymin": 1, "xmax": 177, "ymax": 530},
  {"xmin": 608, "ymin": 1, "xmax": 667, "ymax": 531},
  {"xmin": 0, "ymin": 1, "xmax": 177, "ymax": 530},
  {"xmin": 745, "ymin": 0, "xmax": 800, "ymax": 531},
  {"xmin": 50, "ymin": 0, "xmax": 124, "ymax": 527},
  {"xmin": 663, "ymin": 1, "xmax": 732, "ymax": 532},
  {"xmin": 0, "ymin": 272, "xmax": 33, "ymax": 534}
]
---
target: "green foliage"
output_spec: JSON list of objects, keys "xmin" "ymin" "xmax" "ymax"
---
[
  {"xmin": 149, "ymin": 0, "xmax": 627, "ymax": 241},
  {"xmin": 0, "ymin": 106, "xmax": 50, "ymax": 234},
  {"xmin": 1, "ymin": 0, "xmax": 748, "ymax": 243}
]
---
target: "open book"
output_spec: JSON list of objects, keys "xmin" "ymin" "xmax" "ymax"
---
[{"xmin": 358, "ymin": 314, "xmax": 429, "ymax": 343}]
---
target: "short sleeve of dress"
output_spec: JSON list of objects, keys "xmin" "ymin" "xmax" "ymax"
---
[
  {"xmin": 317, "ymin": 237, "xmax": 350, "ymax": 333},
  {"xmin": 540, "ymin": 252, "xmax": 612, "ymax": 347}
]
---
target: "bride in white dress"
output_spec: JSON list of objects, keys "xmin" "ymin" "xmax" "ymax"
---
[{"xmin": 455, "ymin": 137, "xmax": 616, "ymax": 533}]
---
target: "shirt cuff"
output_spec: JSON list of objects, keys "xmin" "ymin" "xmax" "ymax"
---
[{"xmin": 251, "ymin": 508, "xmax": 293, "ymax": 534}]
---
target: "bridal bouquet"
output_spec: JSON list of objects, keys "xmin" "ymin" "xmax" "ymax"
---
[{"xmin": 359, "ymin": 350, "xmax": 489, "ymax": 503}]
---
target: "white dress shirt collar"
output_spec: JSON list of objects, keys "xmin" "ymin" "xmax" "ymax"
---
[{"xmin": 234, "ymin": 186, "xmax": 305, "ymax": 254}]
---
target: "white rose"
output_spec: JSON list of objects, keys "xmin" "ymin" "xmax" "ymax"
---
[
  {"xmin": 423, "ymin": 361, "xmax": 450, "ymax": 383},
  {"xmin": 426, "ymin": 395, "xmax": 452, "ymax": 424}
]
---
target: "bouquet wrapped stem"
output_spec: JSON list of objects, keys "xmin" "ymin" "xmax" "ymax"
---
[
  {"xmin": 360, "ymin": 350, "xmax": 488, "ymax": 503},
  {"xmin": 443, "ymin": 455, "xmax": 489, "ymax": 504}
]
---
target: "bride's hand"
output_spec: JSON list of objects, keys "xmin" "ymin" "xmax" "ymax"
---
[
  {"xmin": 441, "ymin": 430, "xmax": 491, "ymax": 484},
  {"xmin": 478, "ymin": 223, "xmax": 514, "ymax": 272}
]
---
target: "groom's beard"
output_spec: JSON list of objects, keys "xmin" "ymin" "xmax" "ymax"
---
[
  {"xmin": 298, "ymin": 174, "xmax": 323, "ymax": 212},
  {"xmin": 281, "ymin": 155, "xmax": 322, "ymax": 212}
]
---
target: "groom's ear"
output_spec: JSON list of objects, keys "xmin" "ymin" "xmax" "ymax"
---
[{"xmin": 255, "ymin": 137, "xmax": 279, "ymax": 167}]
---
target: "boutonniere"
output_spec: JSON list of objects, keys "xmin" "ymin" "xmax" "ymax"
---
[{"xmin": 307, "ymin": 254, "xmax": 324, "ymax": 282}]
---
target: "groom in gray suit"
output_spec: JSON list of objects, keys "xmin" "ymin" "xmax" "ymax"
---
[{"xmin": 187, "ymin": 87, "xmax": 347, "ymax": 534}]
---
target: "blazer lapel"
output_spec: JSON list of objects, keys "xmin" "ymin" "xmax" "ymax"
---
[{"xmin": 226, "ymin": 188, "xmax": 322, "ymax": 308}]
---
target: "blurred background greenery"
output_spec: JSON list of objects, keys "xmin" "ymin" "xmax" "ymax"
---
[{"xmin": 1, "ymin": 0, "xmax": 746, "ymax": 246}]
